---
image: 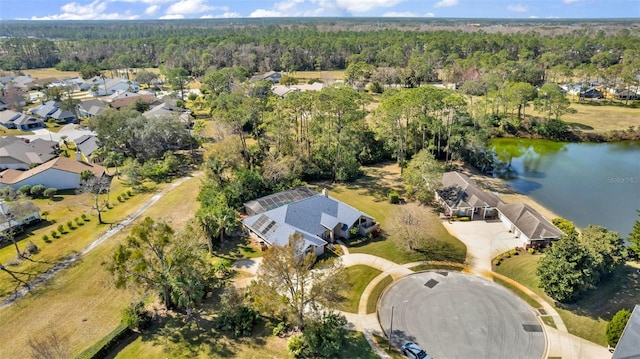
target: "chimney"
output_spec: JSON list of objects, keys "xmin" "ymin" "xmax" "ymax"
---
[{"xmin": 322, "ymin": 188, "xmax": 328, "ymax": 197}]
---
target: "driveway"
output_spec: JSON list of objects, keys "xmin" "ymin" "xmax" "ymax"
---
[
  {"xmin": 379, "ymin": 271, "xmax": 546, "ymax": 359},
  {"xmin": 443, "ymin": 220, "xmax": 522, "ymax": 273},
  {"xmin": 16, "ymin": 124, "xmax": 96, "ymax": 142}
]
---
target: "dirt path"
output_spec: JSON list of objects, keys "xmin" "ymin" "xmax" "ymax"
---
[{"xmin": 0, "ymin": 172, "xmax": 202, "ymax": 309}]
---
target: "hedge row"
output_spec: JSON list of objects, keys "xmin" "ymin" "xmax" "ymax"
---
[{"xmin": 74, "ymin": 323, "xmax": 132, "ymax": 359}]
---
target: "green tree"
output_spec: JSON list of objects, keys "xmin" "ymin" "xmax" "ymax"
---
[
  {"xmin": 536, "ymin": 236, "xmax": 598, "ymax": 303},
  {"xmin": 290, "ymin": 311, "xmax": 348, "ymax": 358},
  {"xmin": 552, "ymin": 217, "xmax": 578, "ymax": 238},
  {"xmin": 250, "ymin": 233, "xmax": 345, "ymax": 329},
  {"xmin": 105, "ymin": 217, "xmax": 217, "ymax": 310},
  {"xmin": 606, "ymin": 308, "xmax": 631, "ymax": 347},
  {"xmin": 196, "ymin": 188, "xmax": 238, "ymax": 254},
  {"xmin": 79, "ymin": 175, "xmax": 111, "ymax": 224},
  {"xmin": 579, "ymin": 225, "xmax": 626, "ymax": 279},
  {"xmin": 628, "ymin": 210, "xmax": 640, "ymax": 258},
  {"xmin": 403, "ymin": 149, "xmax": 444, "ymax": 204},
  {"xmin": 164, "ymin": 67, "xmax": 190, "ymax": 101},
  {"xmin": 134, "ymin": 70, "xmax": 158, "ymax": 88}
]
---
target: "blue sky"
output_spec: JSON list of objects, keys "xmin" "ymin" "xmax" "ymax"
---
[{"xmin": 0, "ymin": 0, "xmax": 638, "ymax": 20}]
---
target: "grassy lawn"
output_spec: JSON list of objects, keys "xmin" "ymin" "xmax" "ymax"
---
[
  {"xmin": 525, "ymin": 101, "xmax": 639, "ymax": 133},
  {"xmin": 0, "ymin": 178, "xmax": 164, "ymax": 298},
  {"xmin": 495, "ymin": 253, "xmax": 640, "ymax": 346},
  {"xmin": 23, "ymin": 68, "xmax": 81, "ymax": 79},
  {"xmin": 335, "ymin": 265, "xmax": 382, "ymax": 313},
  {"xmin": 367, "ymin": 275, "xmax": 392, "ymax": 314},
  {"xmin": 0, "ymin": 175, "xmax": 202, "ymax": 358},
  {"xmin": 311, "ymin": 163, "xmax": 466, "ymax": 265},
  {"xmin": 493, "ymin": 276, "xmax": 540, "ymax": 309}
]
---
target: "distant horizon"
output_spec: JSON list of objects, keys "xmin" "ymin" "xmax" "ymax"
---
[{"xmin": 1, "ymin": 0, "xmax": 638, "ymax": 21}]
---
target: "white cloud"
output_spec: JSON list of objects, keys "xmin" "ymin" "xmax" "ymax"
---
[
  {"xmin": 145, "ymin": 5, "xmax": 159, "ymax": 15},
  {"xmin": 159, "ymin": 13, "xmax": 184, "ymax": 19},
  {"xmin": 335, "ymin": 0, "xmax": 405, "ymax": 13},
  {"xmin": 200, "ymin": 11, "xmax": 240, "ymax": 18},
  {"xmin": 30, "ymin": 0, "xmax": 139, "ymax": 20},
  {"xmin": 114, "ymin": 0, "xmax": 171, "ymax": 4},
  {"xmin": 434, "ymin": 0, "xmax": 458, "ymax": 8},
  {"xmin": 529, "ymin": 15, "xmax": 538, "ymax": 18},
  {"xmin": 383, "ymin": 11, "xmax": 435, "ymax": 17},
  {"xmin": 165, "ymin": 0, "xmax": 223, "ymax": 15},
  {"xmin": 250, "ymin": 0, "xmax": 331, "ymax": 17},
  {"xmin": 562, "ymin": 0, "xmax": 580, "ymax": 3},
  {"xmin": 507, "ymin": 4, "xmax": 528, "ymax": 12}
]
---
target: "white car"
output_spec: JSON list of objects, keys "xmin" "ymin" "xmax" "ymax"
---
[{"xmin": 401, "ymin": 341, "xmax": 432, "ymax": 359}]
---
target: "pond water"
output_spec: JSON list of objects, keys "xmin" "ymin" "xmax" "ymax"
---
[{"xmin": 490, "ymin": 138, "xmax": 640, "ymax": 236}]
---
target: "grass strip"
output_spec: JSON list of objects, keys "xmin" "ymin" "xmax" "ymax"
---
[{"xmin": 366, "ymin": 275, "xmax": 393, "ymax": 314}]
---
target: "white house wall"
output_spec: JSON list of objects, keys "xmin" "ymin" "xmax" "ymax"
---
[{"xmin": 6, "ymin": 169, "xmax": 81, "ymax": 190}]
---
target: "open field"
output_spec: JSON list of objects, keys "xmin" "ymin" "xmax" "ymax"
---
[
  {"xmin": 0, "ymin": 175, "xmax": 202, "ymax": 358},
  {"xmin": 495, "ymin": 253, "xmax": 640, "ymax": 346},
  {"xmin": 23, "ymin": 68, "xmax": 80, "ymax": 79},
  {"xmin": 289, "ymin": 70, "xmax": 345, "ymax": 83},
  {"xmin": 525, "ymin": 101, "xmax": 640, "ymax": 133}
]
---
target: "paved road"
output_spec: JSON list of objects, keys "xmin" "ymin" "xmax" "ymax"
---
[{"xmin": 379, "ymin": 271, "xmax": 545, "ymax": 359}]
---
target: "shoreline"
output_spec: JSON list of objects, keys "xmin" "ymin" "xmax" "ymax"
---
[{"xmin": 458, "ymin": 165, "xmax": 561, "ymax": 222}]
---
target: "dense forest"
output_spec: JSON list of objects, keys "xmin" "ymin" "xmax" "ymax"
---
[{"xmin": 1, "ymin": 19, "xmax": 639, "ymax": 82}]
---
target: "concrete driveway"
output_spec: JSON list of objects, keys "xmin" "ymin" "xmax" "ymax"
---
[
  {"xmin": 379, "ymin": 271, "xmax": 545, "ymax": 359},
  {"xmin": 443, "ymin": 220, "xmax": 523, "ymax": 273}
]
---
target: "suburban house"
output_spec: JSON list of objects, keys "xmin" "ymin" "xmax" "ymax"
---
[
  {"xmin": 250, "ymin": 71, "xmax": 282, "ymax": 83},
  {"xmin": 0, "ymin": 200, "xmax": 41, "ymax": 239},
  {"xmin": 580, "ymin": 87, "xmax": 604, "ymax": 99},
  {"xmin": 0, "ymin": 137, "xmax": 58, "ymax": 170},
  {"xmin": 497, "ymin": 202, "xmax": 563, "ymax": 248},
  {"xmin": 612, "ymin": 305, "xmax": 640, "ymax": 359},
  {"xmin": 436, "ymin": 171, "xmax": 501, "ymax": 220},
  {"xmin": 0, "ymin": 156, "xmax": 106, "ymax": 190},
  {"xmin": 243, "ymin": 187, "xmax": 378, "ymax": 256},
  {"xmin": 614, "ymin": 89, "xmax": 639, "ymax": 101},
  {"xmin": 0, "ymin": 110, "xmax": 45, "ymax": 130},
  {"xmin": 73, "ymin": 135, "xmax": 102, "ymax": 163},
  {"xmin": 29, "ymin": 100, "xmax": 77, "ymax": 124},
  {"xmin": 142, "ymin": 103, "xmax": 193, "ymax": 128},
  {"xmin": 271, "ymin": 82, "xmax": 325, "ymax": 98},
  {"xmin": 103, "ymin": 90, "xmax": 157, "ymax": 110},
  {"xmin": 76, "ymin": 99, "xmax": 107, "ymax": 118},
  {"xmin": 91, "ymin": 78, "xmax": 140, "ymax": 96}
]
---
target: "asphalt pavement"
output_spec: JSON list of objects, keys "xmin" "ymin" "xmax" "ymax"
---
[{"xmin": 379, "ymin": 271, "xmax": 546, "ymax": 359}]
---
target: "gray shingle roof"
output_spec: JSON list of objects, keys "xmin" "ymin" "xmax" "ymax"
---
[
  {"xmin": 612, "ymin": 305, "xmax": 640, "ymax": 359},
  {"xmin": 497, "ymin": 202, "xmax": 563, "ymax": 240},
  {"xmin": 244, "ymin": 187, "xmax": 316, "ymax": 216},
  {"xmin": 74, "ymin": 135, "xmax": 99, "ymax": 157},
  {"xmin": 243, "ymin": 191, "xmax": 373, "ymax": 253},
  {"xmin": 439, "ymin": 171, "xmax": 501, "ymax": 209}
]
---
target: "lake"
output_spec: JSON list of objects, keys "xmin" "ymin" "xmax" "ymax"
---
[{"xmin": 490, "ymin": 138, "xmax": 640, "ymax": 236}]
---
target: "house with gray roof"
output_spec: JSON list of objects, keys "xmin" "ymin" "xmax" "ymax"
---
[
  {"xmin": 0, "ymin": 200, "xmax": 41, "ymax": 241},
  {"xmin": 250, "ymin": 71, "xmax": 282, "ymax": 83},
  {"xmin": 0, "ymin": 110, "xmax": 44, "ymax": 131},
  {"xmin": 436, "ymin": 171, "xmax": 501, "ymax": 220},
  {"xmin": 497, "ymin": 202, "xmax": 563, "ymax": 248},
  {"xmin": 143, "ymin": 103, "xmax": 193, "ymax": 128},
  {"xmin": 612, "ymin": 305, "xmax": 640, "ymax": 359},
  {"xmin": 91, "ymin": 78, "xmax": 140, "ymax": 96},
  {"xmin": 76, "ymin": 99, "xmax": 106, "ymax": 118},
  {"xmin": 29, "ymin": 100, "xmax": 76, "ymax": 124},
  {"xmin": 73, "ymin": 135, "xmax": 102, "ymax": 163},
  {"xmin": 0, "ymin": 137, "xmax": 58, "ymax": 170},
  {"xmin": 243, "ymin": 188, "xmax": 377, "ymax": 256}
]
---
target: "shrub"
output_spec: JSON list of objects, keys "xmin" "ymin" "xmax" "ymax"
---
[
  {"xmin": 75, "ymin": 217, "xmax": 83, "ymax": 226},
  {"xmin": 349, "ymin": 226, "xmax": 359, "ymax": 237},
  {"xmin": 213, "ymin": 287, "xmax": 260, "ymax": 337},
  {"xmin": 273, "ymin": 322, "xmax": 289, "ymax": 337},
  {"xmin": 503, "ymin": 252, "xmax": 511, "ymax": 259},
  {"xmin": 18, "ymin": 185, "xmax": 31, "ymax": 196},
  {"xmin": 117, "ymin": 195, "xmax": 123, "ymax": 202},
  {"xmin": 287, "ymin": 335, "xmax": 306, "ymax": 358},
  {"xmin": 43, "ymin": 187, "xmax": 57, "ymax": 199},
  {"xmin": 81, "ymin": 213, "xmax": 89, "ymax": 221},
  {"xmin": 528, "ymin": 247, "xmax": 535, "ymax": 254},
  {"xmin": 25, "ymin": 241, "xmax": 39, "ymax": 255},
  {"xmin": 57, "ymin": 224, "xmax": 65, "ymax": 234},
  {"xmin": 127, "ymin": 190, "xmax": 133, "ymax": 197},
  {"xmin": 42, "ymin": 234, "xmax": 50, "ymax": 243},
  {"xmin": 493, "ymin": 258, "xmax": 502, "ymax": 266},
  {"xmin": 30, "ymin": 184, "xmax": 46, "ymax": 198},
  {"xmin": 121, "ymin": 301, "xmax": 151, "ymax": 330},
  {"xmin": 67, "ymin": 221, "xmax": 75, "ymax": 230},
  {"xmin": 51, "ymin": 230, "xmax": 58, "ymax": 239},
  {"xmin": 387, "ymin": 190, "xmax": 400, "ymax": 204},
  {"xmin": 510, "ymin": 249, "xmax": 518, "ymax": 256},
  {"xmin": 606, "ymin": 309, "xmax": 632, "ymax": 347}
]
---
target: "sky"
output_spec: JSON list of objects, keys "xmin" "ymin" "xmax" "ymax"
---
[{"xmin": 0, "ymin": 0, "xmax": 638, "ymax": 21}]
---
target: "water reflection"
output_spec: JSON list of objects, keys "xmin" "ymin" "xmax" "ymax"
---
[{"xmin": 490, "ymin": 138, "xmax": 640, "ymax": 234}]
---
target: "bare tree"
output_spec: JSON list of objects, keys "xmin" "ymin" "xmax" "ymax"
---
[
  {"xmin": 78, "ymin": 175, "xmax": 112, "ymax": 224},
  {"xmin": 28, "ymin": 330, "xmax": 70, "ymax": 359},
  {"xmin": 0, "ymin": 200, "xmax": 40, "ymax": 261}
]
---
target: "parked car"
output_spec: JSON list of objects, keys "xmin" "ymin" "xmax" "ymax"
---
[{"xmin": 402, "ymin": 341, "xmax": 431, "ymax": 359}]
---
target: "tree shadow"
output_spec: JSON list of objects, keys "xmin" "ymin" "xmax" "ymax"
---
[
  {"xmin": 556, "ymin": 265, "xmax": 640, "ymax": 321},
  {"xmin": 566, "ymin": 122, "xmax": 594, "ymax": 131},
  {"xmin": 388, "ymin": 329, "xmax": 418, "ymax": 350}
]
